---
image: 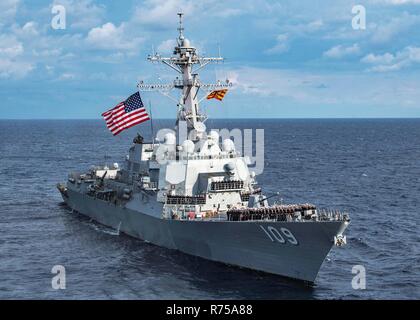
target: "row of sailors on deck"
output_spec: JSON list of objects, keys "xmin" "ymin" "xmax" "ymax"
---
[{"xmin": 228, "ymin": 204, "xmax": 316, "ymax": 216}]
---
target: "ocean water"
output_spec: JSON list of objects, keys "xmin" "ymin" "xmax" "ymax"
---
[{"xmin": 0, "ymin": 119, "xmax": 419, "ymax": 300}]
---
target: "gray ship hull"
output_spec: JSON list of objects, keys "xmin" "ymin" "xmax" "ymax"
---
[{"xmin": 62, "ymin": 189, "xmax": 347, "ymax": 283}]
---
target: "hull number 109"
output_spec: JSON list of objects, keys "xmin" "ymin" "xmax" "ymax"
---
[{"xmin": 260, "ymin": 225, "xmax": 299, "ymax": 245}]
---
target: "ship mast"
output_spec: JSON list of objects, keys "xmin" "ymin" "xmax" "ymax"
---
[{"xmin": 138, "ymin": 12, "xmax": 232, "ymax": 139}]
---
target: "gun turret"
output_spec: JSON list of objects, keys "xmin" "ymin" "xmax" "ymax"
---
[
  {"xmin": 133, "ymin": 133, "xmax": 144, "ymax": 144},
  {"xmin": 98, "ymin": 170, "xmax": 107, "ymax": 188}
]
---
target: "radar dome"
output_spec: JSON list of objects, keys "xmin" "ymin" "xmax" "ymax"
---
[
  {"xmin": 208, "ymin": 130, "xmax": 219, "ymax": 142},
  {"xmin": 182, "ymin": 140, "xmax": 195, "ymax": 154},
  {"xmin": 183, "ymin": 38, "xmax": 191, "ymax": 47},
  {"xmin": 224, "ymin": 162, "xmax": 235, "ymax": 174},
  {"xmin": 193, "ymin": 122, "xmax": 206, "ymax": 133},
  {"xmin": 163, "ymin": 132, "xmax": 176, "ymax": 145},
  {"xmin": 222, "ymin": 139, "xmax": 235, "ymax": 152}
]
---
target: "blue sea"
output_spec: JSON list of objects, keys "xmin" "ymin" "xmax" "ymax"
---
[{"xmin": 0, "ymin": 119, "xmax": 419, "ymax": 299}]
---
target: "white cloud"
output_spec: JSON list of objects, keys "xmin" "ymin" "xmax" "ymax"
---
[
  {"xmin": 227, "ymin": 66, "xmax": 420, "ymax": 107},
  {"xmin": 157, "ymin": 39, "xmax": 176, "ymax": 53},
  {"xmin": 323, "ymin": 10, "xmax": 420, "ymax": 45},
  {"xmin": 21, "ymin": 22, "xmax": 39, "ymax": 36},
  {"xmin": 131, "ymin": 0, "xmax": 248, "ymax": 28},
  {"xmin": 213, "ymin": 8, "xmax": 244, "ymax": 18},
  {"xmin": 362, "ymin": 46, "xmax": 420, "ymax": 72},
  {"xmin": 0, "ymin": 34, "xmax": 33, "ymax": 78},
  {"xmin": 226, "ymin": 67, "xmax": 337, "ymax": 103},
  {"xmin": 0, "ymin": 35, "xmax": 23, "ymax": 58},
  {"xmin": 0, "ymin": 0, "xmax": 19, "ymax": 26},
  {"xmin": 265, "ymin": 34, "xmax": 289, "ymax": 54},
  {"xmin": 58, "ymin": 73, "xmax": 76, "ymax": 80},
  {"xmin": 51, "ymin": 0, "xmax": 105, "ymax": 30},
  {"xmin": 0, "ymin": 15, "xmax": 83, "ymax": 79},
  {"xmin": 285, "ymin": 19, "xmax": 325, "ymax": 35},
  {"xmin": 367, "ymin": 62, "xmax": 408, "ymax": 72},
  {"xmin": 0, "ymin": 59, "xmax": 33, "ymax": 79},
  {"xmin": 11, "ymin": 22, "xmax": 40, "ymax": 38},
  {"xmin": 307, "ymin": 19, "xmax": 324, "ymax": 30},
  {"xmin": 89, "ymin": 72, "xmax": 107, "ymax": 80},
  {"xmin": 370, "ymin": 13, "xmax": 420, "ymax": 44},
  {"xmin": 375, "ymin": 0, "xmax": 420, "ymax": 4},
  {"xmin": 323, "ymin": 43, "xmax": 360, "ymax": 59},
  {"xmin": 361, "ymin": 52, "xmax": 395, "ymax": 64},
  {"xmin": 264, "ymin": 19, "xmax": 325, "ymax": 54},
  {"xmin": 86, "ymin": 22, "xmax": 144, "ymax": 53},
  {"xmin": 132, "ymin": 0, "xmax": 195, "ymax": 28},
  {"xmin": 32, "ymin": 48, "xmax": 62, "ymax": 57}
]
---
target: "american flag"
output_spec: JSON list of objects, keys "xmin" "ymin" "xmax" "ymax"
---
[{"xmin": 101, "ymin": 92, "xmax": 150, "ymax": 136}]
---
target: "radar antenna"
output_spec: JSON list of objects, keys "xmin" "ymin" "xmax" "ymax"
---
[
  {"xmin": 177, "ymin": 12, "xmax": 184, "ymax": 43},
  {"xmin": 138, "ymin": 13, "xmax": 232, "ymax": 135}
]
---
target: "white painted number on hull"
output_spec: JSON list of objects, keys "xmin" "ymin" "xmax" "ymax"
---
[{"xmin": 260, "ymin": 225, "xmax": 298, "ymax": 245}]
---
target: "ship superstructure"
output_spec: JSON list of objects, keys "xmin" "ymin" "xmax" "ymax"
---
[{"xmin": 57, "ymin": 13, "xmax": 349, "ymax": 284}]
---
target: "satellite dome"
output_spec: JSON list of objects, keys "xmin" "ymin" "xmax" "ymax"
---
[
  {"xmin": 163, "ymin": 132, "xmax": 176, "ymax": 145},
  {"xmin": 224, "ymin": 162, "xmax": 235, "ymax": 173},
  {"xmin": 222, "ymin": 139, "xmax": 235, "ymax": 152},
  {"xmin": 193, "ymin": 122, "xmax": 206, "ymax": 133},
  {"xmin": 182, "ymin": 140, "xmax": 195, "ymax": 154},
  {"xmin": 208, "ymin": 130, "xmax": 219, "ymax": 142},
  {"xmin": 183, "ymin": 38, "xmax": 191, "ymax": 47}
]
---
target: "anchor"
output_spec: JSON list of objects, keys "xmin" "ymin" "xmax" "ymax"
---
[{"xmin": 334, "ymin": 235, "xmax": 347, "ymax": 247}]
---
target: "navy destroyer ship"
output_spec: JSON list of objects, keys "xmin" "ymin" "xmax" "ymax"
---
[{"xmin": 57, "ymin": 13, "xmax": 349, "ymax": 284}]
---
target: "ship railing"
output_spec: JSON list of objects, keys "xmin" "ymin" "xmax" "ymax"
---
[
  {"xmin": 164, "ymin": 205, "xmax": 228, "ymax": 221},
  {"xmin": 225, "ymin": 206, "xmax": 349, "ymax": 222},
  {"xmin": 165, "ymin": 206, "xmax": 350, "ymax": 223},
  {"xmin": 183, "ymin": 153, "xmax": 238, "ymax": 160},
  {"xmin": 158, "ymin": 152, "xmax": 239, "ymax": 161},
  {"xmin": 316, "ymin": 209, "xmax": 350, "ymax": 222},
  {"xmin": 210, "ymin": 180, "xmax": 244, "ymax": 191},
  {"xmin": 173, "ymin": 79, "xmax": 193, "ymax": 87}
]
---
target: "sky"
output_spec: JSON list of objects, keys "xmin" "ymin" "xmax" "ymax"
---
[{"xmin": 1, "ymin": 0, "xmax": 420, "ymax": 119}]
